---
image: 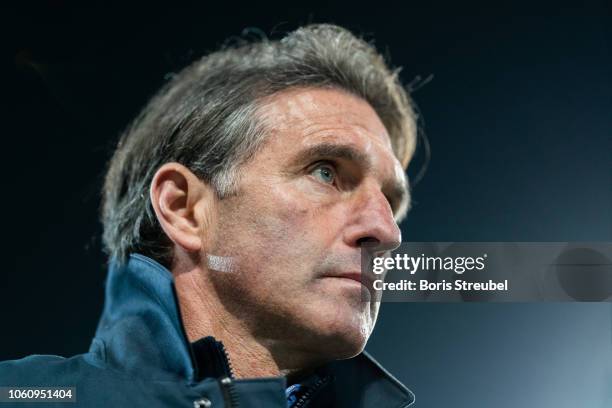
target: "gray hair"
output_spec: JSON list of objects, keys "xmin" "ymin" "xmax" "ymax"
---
[{"xmin": 102, "ymin": 24, "xmax": 418, "ymax": 267}]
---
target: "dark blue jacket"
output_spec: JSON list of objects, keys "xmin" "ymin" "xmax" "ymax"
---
[{"xmin": 0, "ymin": 254, "xmax": 414, "ymax": 407}]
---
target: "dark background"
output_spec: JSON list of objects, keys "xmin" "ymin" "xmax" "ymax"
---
[{"xmin": 4, "ymin": 2, "xmax": 612, "ymax": 407}]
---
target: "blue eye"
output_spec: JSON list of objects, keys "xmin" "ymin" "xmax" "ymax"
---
[{"xmin": 311, "ymin": 164, "xmax": 336, "ymax": 184}]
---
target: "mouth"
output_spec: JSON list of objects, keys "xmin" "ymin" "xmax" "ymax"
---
[{"xmin": 321, "ymin": 272, "xmax": 376, "ymax": 293}]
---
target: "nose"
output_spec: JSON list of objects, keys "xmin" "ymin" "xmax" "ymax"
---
[{"xmin": 343, "ymin": 183, "xmax": 402, "ymax": 254}]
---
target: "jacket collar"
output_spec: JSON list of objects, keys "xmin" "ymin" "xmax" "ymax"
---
[
  {"xmin": 91, "ymin": 253, "xmax": 195, "ymax": 381},
  {"xmin": 90, "ymin": 254, "xmax": 414, "ymax": 406}
]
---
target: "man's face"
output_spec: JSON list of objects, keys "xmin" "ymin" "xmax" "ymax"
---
[{"xmin": 205, "ymin": 87, "xmax": 408, "ymax": 361}]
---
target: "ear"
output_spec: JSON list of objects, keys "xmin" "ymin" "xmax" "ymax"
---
[{"xmin": 150, "ymin": 162, "xmax": 216, "ymax": 254}]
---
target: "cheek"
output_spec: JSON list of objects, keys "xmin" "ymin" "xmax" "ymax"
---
[
  {"xmin": 213, "ymin": 188, "xmax": 315, "ymax": 278},
  {"xmin": 213, "ymin": 180, "xmax": 345, "ymax": 288},
  {"xmin": 252, "ymin": 183, "xmax": 321, "ymax": 240}
]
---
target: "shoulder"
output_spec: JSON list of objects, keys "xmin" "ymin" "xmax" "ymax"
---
[
  {"xmin": 0, "ymin": 353, "xmax": 156, "ymax": 407},
  {"xmin": 0, "ymin": 354, "xmax": 92, "ymax": 386}
]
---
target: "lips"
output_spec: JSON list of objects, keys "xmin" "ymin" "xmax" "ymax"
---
[
  {"xmin": 322, "ymin": 271, "xmax": 376, "ymax": 292},
  {"xmin": 336, "ymin": 272, "xmax": 365, "ymax": 284}
]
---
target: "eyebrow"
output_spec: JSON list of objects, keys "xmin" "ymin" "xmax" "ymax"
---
[
  {"xmin": 292, "ymin": 142, "xmax": 410, "ymax": 219},
  {"xmin": 293, "ymin": 143, "xmax": 372, "ymax": 171}
]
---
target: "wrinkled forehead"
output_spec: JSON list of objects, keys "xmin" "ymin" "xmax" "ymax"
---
[{"xmin": 257, "ymin": 87, "xmax": 396, "ymax": 159}]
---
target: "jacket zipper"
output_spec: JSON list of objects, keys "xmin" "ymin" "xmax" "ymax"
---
[
  {"xmin": 217, "ymin": 342, "xmax": 239, "ymax": 407},
  {"xmin": 292, "ymin": 375, "xmax": 331, "ymax": 408},
  {"xmin": 216, "ymin": 340, "xmax": 235, "ymax": 379},
  {"xmin": 218, "ymin": 376, "xmax": 239, "ymax": 408}
]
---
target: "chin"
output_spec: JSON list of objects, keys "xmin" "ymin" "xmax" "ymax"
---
[
  {"xmin": 286, "ymin": 293, "xmax": 376, "ymax": 360},
  {"xmin": 319, "ymin": 326, "xmax": 370, "ymax": 360},
  {"xmin": 313, "ymin": 308, "xmax": 373, "ymax": 359}
]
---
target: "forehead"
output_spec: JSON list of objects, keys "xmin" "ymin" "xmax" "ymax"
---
[{"xmin": 257, "ymin": 87, "xmax": 396, "ymax": 161}]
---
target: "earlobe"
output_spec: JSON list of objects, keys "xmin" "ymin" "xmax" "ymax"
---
[{"xmin": 150, "ymin": 163, "xmax": 215, "ymax": 254}]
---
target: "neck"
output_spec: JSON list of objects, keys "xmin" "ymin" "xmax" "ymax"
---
[{"xmin": 173, "ymin": 264, "xmax": 307, "ymax": 379}]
